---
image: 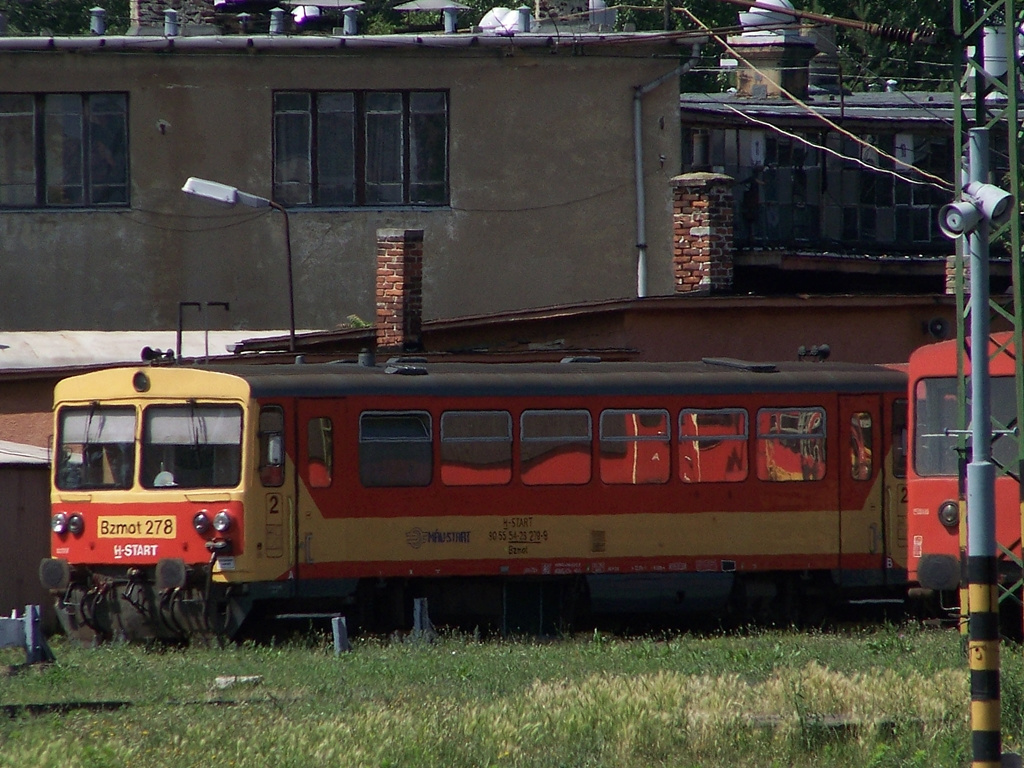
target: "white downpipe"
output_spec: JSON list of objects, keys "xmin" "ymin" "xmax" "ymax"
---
[{"xmin": 634, "ymin": 42, "xmax": 702, "ymax": 298}]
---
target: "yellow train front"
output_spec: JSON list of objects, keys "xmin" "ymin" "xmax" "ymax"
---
[{"xmin": 40, "ymin": 358, "xmax": 909, "ymax": 642}]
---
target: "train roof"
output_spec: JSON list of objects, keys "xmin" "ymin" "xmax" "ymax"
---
[{"xmin": 212, "ymin": 357, "xmax": 908, "ymax": 399}]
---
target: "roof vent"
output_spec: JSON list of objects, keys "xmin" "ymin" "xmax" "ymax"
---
[
  {"xmin": 385, "ymin": 364, "xmax": 428, "ymax": 376},
  {"xmin": 560, "ymin": 355, "xmax": 602, "ymax": 364},
  {"xmin": 702, "ymin": 357, "xmax": 777, "ymax": 373}
]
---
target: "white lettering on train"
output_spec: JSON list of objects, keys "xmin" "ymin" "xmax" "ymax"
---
[{"xmin": 113, "ymin": 544, "xmax": 159, "ymax": 559}]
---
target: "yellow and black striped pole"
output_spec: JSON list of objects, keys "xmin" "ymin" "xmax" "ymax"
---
[{"xmin": 967, "ymin": 555, "xmax": 1001, "ymax": 767}]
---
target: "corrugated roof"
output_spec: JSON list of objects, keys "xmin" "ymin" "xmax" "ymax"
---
[
  {"xmin": 0, "ymin": 331, "xmax": 295, "ymax": 371},
  {"xmin": 0, "ymin": 440, "xmax": 49, "ymax": 466}
]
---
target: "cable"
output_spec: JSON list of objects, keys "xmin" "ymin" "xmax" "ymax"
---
[{"xmin": 682, "ymin": 6, "xmax": 955, "ymax": 191}]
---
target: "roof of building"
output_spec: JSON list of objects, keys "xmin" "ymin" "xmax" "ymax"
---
[
  {"xmin": 680, "ymin": 90, "xmax": 958, "ymax": 126},
  {"xmin": 0, "ymin": 331, "xmax": 295, "ymax": 372},
  {"xmin": 0, "ymin": 440, "xmax": 49, "ymax": 466}
]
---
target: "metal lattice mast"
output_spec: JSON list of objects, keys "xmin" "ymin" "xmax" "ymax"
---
[{"xmin": 954, "ymin": 0, "xmax": 1024, "ymax": 624}]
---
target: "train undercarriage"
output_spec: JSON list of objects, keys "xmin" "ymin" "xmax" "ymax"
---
[{"xmin": 41, "ymin": 558, "xmax": 909, "ymax": 644}]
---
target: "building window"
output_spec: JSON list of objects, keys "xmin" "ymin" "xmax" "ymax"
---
[
  {"xmin": 0, "ymin": 92, "xmax": 128, "ymax": 208},
  {"xmin": 273, "ymin": 90, "xmax": 448, "ymax": 208}
]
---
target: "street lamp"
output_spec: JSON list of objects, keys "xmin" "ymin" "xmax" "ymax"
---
[{"xmin": 181, "ymin": 177, "xmax": 296, "ymax": 353}]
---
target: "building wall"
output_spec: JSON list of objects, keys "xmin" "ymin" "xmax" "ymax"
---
[
  {"xmin": 0, "ymin": 379, "xmax": 55, "ymax": 448},
  {"xmin": 0, "ymin": 41, "xmax": 681, "ymax": 331},
  {"xmin": 0, "ymin": 465, "xmax": 51, "ymax": 625}
]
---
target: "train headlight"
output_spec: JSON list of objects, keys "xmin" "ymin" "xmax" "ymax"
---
[
  {"xmin": 938, "ymin": 500, "xmax": 959, "ymax": 529},
  {"xmin": 193, "ymin": 512, "xmax": 211, "ymax": 534},
  {"xmin": 51, "ymin": 513, "xmax": 68, "ymax": 535},
  {"xmin": 212, "ymin": 510, "xmax": 232, "ymax": 533},
  {"xmin": 67, "ymin": 513, "xmax": 85, "ymax": 536}
]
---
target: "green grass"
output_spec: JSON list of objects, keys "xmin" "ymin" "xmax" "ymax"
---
[{"xmin": 0, "ymin": 625, "xmax": 1016, "ymax": 767}]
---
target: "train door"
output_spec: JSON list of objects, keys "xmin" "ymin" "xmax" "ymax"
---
[
  {"xmin": 838, "ymin": 395, "xmax": 887, "ymax": 575},
  {"xmin": 255, "ymin": 402, "xmax": 296, "ymax": 578},
  {"xmin": 295, "ymin": 399, "xmax": 342, "ymax": 576}
]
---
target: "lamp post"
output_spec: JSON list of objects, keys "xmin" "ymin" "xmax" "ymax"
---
[{"xmin": 181, "ymin": 177, "xmax": 296, "ymax": 353}]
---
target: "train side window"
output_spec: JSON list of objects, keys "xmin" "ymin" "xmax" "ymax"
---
[
  {"xmin": 891, "ymin": 398, "xmax": 907, "ymax": 479},
  {"xmin": 850, "ymin": 412, "xmax": 873, "ymax": 481},
  {"xmin": 678, "ymin": 408, "xmax": 748, "ymax": 483},
  {"xmin": 441, "ymin": 411, "xmax": 512, "ymax": 486},
  {"xmin": 756, "ymin": 407, "xmax": 826, "ymax": 482},
  {"xmin": 307, "ymin": 417, "xmax": 333, "ymax": 488},
  {"xmin": 259, "ymin": 406, "xmax": 285, "ymax": 487},
  {"xmin": 359, "ymin": 411, "xmax": 432, "ymax": 487},
  {"xmin": 599, "ymin": 409, "xmax": 670, "ymax": 485},
  {"xmin": 913, "ymin": 378, "xmax": 958, "ymax": 477},
  {"xmin": 521, "ymin": 409, "xmax": 592, "ymax": 486}
]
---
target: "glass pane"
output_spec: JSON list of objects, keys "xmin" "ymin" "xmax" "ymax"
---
[
  {"xmin": 307, "ymin": 417, "xmax": 333, "ymax": 488},
  {"xmin": 892, "ymin": 399, "xmax": 908, "ymax": 479},
  {"xmin": 756, "ymin": 408, "xmax": 826, "ymax": 482},
  {"xmin": 521, "ymin": 409, "xmax": 591, "ymax": 486},
  {"xmin": 274, "ymin": 94, "xmax": 312, "ymax": 205},
  {"xmin": 678, "ymin": 409, "xmax": 748, "ymax": 483},
  {"xmin": 317, "ymin": 94, "xmax": 355, "ymax": 206},
  {"xmin": 359, "ymin": 411, "xmax": 432, "ymax": 487},
  {"xmin": 410, "ymin": 92, "xmax": 446, "ymax": 205},
  {"xmin": 57, "ymin": 406, "xmax": 136, "ymax": 490},
  {"xmin": 365, "ymin": 93, "xmax": 403, "ymax": 204},
  {"xmin": 87, "ymin": 94, "xmax": 128, "ymax": 205},
  {"xmin": 44, "ymin": 94, "xmax": 84, "ymax": 206},
  {"xmin": 913, "ymin": 378, "xmax": 958, "ymax": 477},
  {"xmin": 850, "ymin": 412, "xmax": 873, "ymax": 480},
  {"xmin": 441, "ymin": 411, "xmax": 512, "ymax": 486},
  {"xmin": 259, "ymin": 405, "xmax": 285, "ymax": 487},
  {"xmin": 141, "ymin": 405, "xmax": 242, "ymax": 489},
  {"xmin": 599, "ymin": 409, "xmax": 670, "ymax": 484},
  {"xmin": 0, "ymin": 95, "xmax": 36, "ymax": 206}
]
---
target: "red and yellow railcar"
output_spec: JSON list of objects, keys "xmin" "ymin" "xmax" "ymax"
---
[{"xmin": 41, "ymin": 357, "xmax": 908, "ymax": 641}]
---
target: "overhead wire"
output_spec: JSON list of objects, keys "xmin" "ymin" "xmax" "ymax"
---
[{"xmin": 680, "ymin": 6, "xmax": 955, "ymax": 192}]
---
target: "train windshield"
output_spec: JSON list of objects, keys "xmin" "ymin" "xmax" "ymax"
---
[
  {"xmin": 914, "ymin": 375, "xmax": 1018, "ymax": 477},
  {"xmin": 141, "ymin": 404, "xmax": 243, "ymax": 489},
  {"xmin": 56, "ymin": 406, "xmax": 136, "ymax": 490}
]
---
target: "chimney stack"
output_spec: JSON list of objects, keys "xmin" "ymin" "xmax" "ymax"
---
[{"xmin": 376, "ymin": 229, "xmax": 424, "ymax": 352}]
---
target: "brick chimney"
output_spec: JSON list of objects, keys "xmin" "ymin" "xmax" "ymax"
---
[
  {"xmin": 672, "ymin": 173, "xmax": 735, "ymax": 294},
  {"xmin": 376, "ymin": 229, "xmax": 424, "ymax": 352}
]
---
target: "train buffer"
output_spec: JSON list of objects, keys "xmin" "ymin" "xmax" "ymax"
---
[{"xmin": 0, "ymin": 605, "xmax": 55, "ymax": 665}]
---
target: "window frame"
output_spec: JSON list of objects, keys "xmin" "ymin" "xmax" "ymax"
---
[
  {"xmin": 0, "ymin": 92, "xmax": 129, "ymax": 209},
  {"xmin": 677, "ymin": 407, "xmax": 749, "ymax": 483},
  {"xmin": 755, "ymin": 406, "xmax": 827, "ymax": 482},
  {"xmin": 272, "ymin": 89, "xmax": 449, "ymax": 209},
  {"xmin": 520, "ymin": 408, "xmax": 593, "ymax": 486},
  {"xmin": 440, "ymin": 410, "xmax": 513, "ymax": 487},
  {"xmin": 358, "ymin": 410, "xmax": 433, "ymax": 488}
]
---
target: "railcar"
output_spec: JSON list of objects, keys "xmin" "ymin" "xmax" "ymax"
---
[
  {"xmin": 40, "ymin": 356, "xmax": 908, "ymax": 642},
  {"xmin": 907, "ymin": 333, "xmax": 1023, "ymax": 630}
]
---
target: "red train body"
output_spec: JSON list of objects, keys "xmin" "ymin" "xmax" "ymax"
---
[
  {"xmin": 907, "ymin": 333, "xmax": 1022, "ymax": 620},
  {"xmin": 41, "ymin": 357, "xmax": 909, "ymax": 641}
]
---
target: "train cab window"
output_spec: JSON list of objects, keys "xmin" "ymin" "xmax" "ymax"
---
[
  {"xmin": 912, "ymin": 378, "xmax": 958, "ymax": 477},
  {"xmin": 259, "ymin": 406, "xmax": 286, "ymax": 487},
  {"xmin": 141, "ymin": 405, "xmax": 243, "ymax": 489},
  {"xmin": 678, "ymin": 409, "xmax": 748, "ymax": 483},
  {"xmin": 307, "ymin": 417, "xmax": 333, "ymax": 488},
  {"xmin": 756, "ymin": 407, "xmax": 826, "ymax": 482},
  {"xmin": 849, "ymin": 412, "xmax": 873, "ymax": 481},
  {"xmin": 599, "ymin": 409, "xmax": 670, "ymax": 485},
  {"xmin": 359, "ymin": 411, "xmax": 432, "ymax": 487},
  {"xmin": 441, "ymin": 411, "xmax": 512, "ymax": 486},
  {"xmin": 520, "ymin": 409, "xmax": 592, "ymax": 486},
  {"xmin": 56, "ymin": 406, "xmax": 136, "ymax": 490},
  {"xmin": 892, "ymin": 398, "xmax": 907, "ymax": 479}
]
